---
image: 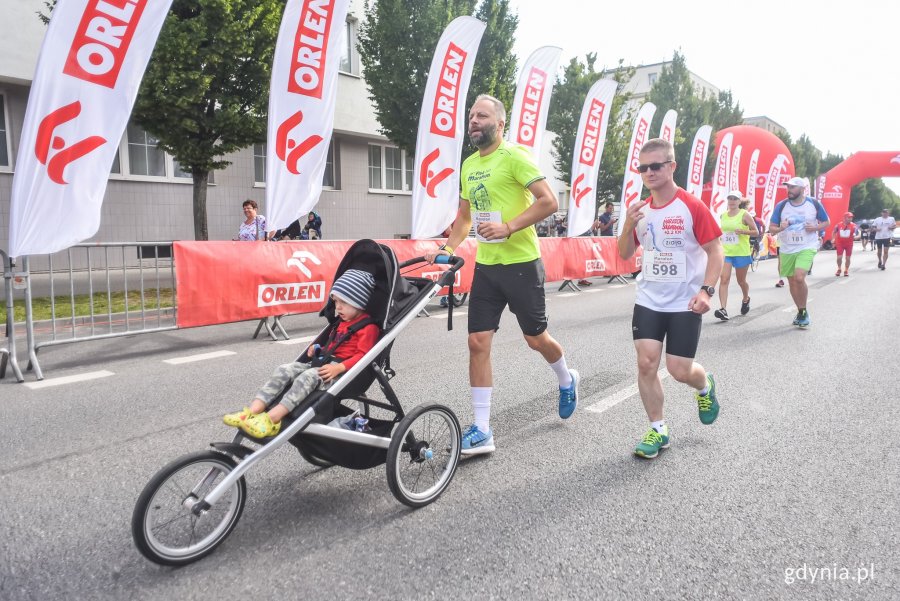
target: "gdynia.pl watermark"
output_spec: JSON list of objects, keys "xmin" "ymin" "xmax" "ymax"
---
[{"xmin": 784, "ymin": 563, "xmax": 875, "ymax": 585}]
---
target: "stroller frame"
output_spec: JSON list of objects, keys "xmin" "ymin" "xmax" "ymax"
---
[{"xmin": 132, "ymin": 242, "xmax": 465, "ymax": 566}]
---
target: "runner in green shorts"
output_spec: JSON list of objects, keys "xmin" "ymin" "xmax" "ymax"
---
[{"xmin": 768, "ymin": 177, "xmax": 830, "ymax": 328}]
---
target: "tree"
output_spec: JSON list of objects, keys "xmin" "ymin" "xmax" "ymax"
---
[
  {"xmin": 646, "ymin": 51, "xmax": 743, "ymax": 188},
  {"xmin": 547, "ymin": 54, "xmax": 635, "ymax": 211},
  {"xmin": 42, "ymin": 0, "xmax": 284, "ymax": 241},
  {"xmin": 776, "ymin": 131, "xmax": 821, "ymax": 180},
  {"xmin": 358, "ymin": 0, "xmax": 517, "ymax": 155}
]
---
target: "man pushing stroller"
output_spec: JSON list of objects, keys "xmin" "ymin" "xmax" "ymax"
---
[{"xmin": 223, "ymin": 269, "xmax": 380, "ymax": 437}]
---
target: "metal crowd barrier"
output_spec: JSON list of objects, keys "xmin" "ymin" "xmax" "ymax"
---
[{"xmin": 2, "ymin": 242, "xmax": 177, "ymax": 382}]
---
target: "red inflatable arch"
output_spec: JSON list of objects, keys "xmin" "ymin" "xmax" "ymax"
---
[
  {"xmin": 820, "ymin": 152, "xmax": 900, "ymax": 236},
  {"xmin": 702, "ymin": 125, "xmax": 795, "ymax": 213}
]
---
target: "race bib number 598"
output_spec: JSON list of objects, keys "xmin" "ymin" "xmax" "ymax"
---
[{"xmin": 642, "ymin": 250, "xmax": 686, "ymax": 282}]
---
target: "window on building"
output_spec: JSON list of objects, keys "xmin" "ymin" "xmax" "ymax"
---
[
  {"xmin": 172, "ymin": 159, "xmax": 192, "ymax": 179},
  {"xmin": 648, "ymin": 72, "xmax": 657, "ymax": 86},
  {"xmin": 367, "ymin": 144, "xmax": 414, "ymax": 192},
  {"xmin": 0, "ymin": 94, "xmax": 9, "ymax": 169},
  {"xmin": 339, "ymin": 19, "xmax": 358, "ymax": 75},
  {"xmin": 127, "ymin": 124, "xmax": 166, "ymax": 176},
  {"xmin": 368, "ymin": 144, "xmax": 382, "ymax": 189},
  {"xmin": 254, "ymin": 140, "xmax": 335, "ymax": 187},
  {"xmin": 110, "ymin": 149, "xmax": 120, "ymax": 174}
]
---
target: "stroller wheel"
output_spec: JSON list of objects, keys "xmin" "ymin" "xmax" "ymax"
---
[
  {"xmin": 387, "ymin": 404, "xmax": 461, "ymax": 508},
  {"xmin": 132, "ymin": 451, "xmax": 246, "ymax": 566},
  {"xmin": 450, "ymin": 292, "xmax": 468, "ymax": 307}
]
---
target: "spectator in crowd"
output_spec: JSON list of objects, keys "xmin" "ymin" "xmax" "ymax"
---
[
  {"xmin": 273, "ymin": 218, "xmax": 303, "ymax": 241},
  {"xmin": 236, "ymin": 199, "xmax": 270, "ymax": 241},
  {"xmin": 596, "ymin": 202, "xmax": 618, "ymax": 236},
  {"xmin": 304, "ymin": 211, "xmax": 323, "ymax": 239}
]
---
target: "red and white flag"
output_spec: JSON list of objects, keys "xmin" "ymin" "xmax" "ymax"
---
[
  {"xmin": 729, "ymin": 144, "xmax": 742, "ymax": 194},
  {"xmin": 685, "ymin": 125, "xmax": 711, "ymax": 198},
  {"xmin": 507, "ymin": 46, "xmax": 561, "ymax": 162},
  {"xmin": 761, "ymin": 154, "xmax": 788, "ymax": 227},
  {"xmin": 659, "ymin": 109, "xmax": 677, "ymax": 143},
  {"xmin": 745, "ymin": 148, "xmax": 760, "ymax": 209},
  {"xmin": 8, "ymin": 0, "xmax": 173, "ymax": 257},
  {"xmin": 565, "ymin": 79, "xmax": 617, "ymax": 237},
  {"xmin": 709, "ymin": 132, "xmax": 733, "ymax": 219},
  {"xmin": 815, "ymin": 174, "xmax": 826, "ymax": 202},
  {"xmin": 410, "ymin": 16, "xmax": 485, "ymax": 239},
  {"xmin": 616, "ymin": 102, "xmax": 656, "ymax": 236},
  {"xmin": 265, "ymin": 0, "xmax": 352, "ymax": 232}
]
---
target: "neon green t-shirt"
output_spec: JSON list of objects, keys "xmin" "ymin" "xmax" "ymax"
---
[
  {"xmin": 460, "ymin": 140, "xmax": 545, "ymax": 265},
  {"xmin": 719, "ymin": 209, "xmax": 752, "ymax": 257}
]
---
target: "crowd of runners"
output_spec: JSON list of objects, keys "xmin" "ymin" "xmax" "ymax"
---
[{"xmin": 422, "ymin": 94, "xmax": 896, "ymax": 460}]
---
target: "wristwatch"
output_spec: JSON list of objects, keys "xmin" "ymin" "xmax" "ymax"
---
[{"xmin": 700, "ymin": 285, "xmax": 715, "ymax": 297}]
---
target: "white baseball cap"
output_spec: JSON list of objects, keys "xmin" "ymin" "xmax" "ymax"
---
[
  {"xmin": 785, "ymin": 176, "xmax": 806, "ymax": 187},
  {"xmin": 726, "ymin": 190, "xmax": 742, "ymax": 199}
]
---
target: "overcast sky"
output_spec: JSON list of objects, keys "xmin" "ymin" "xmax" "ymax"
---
[{"xmin": 509, "ymin": 0, "xmax": 900, "ymax": 194}]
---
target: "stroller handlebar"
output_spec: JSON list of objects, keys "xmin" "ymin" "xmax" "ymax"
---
[{"xmin": 400, "ymin": 254, "xmax": 465, "ymax": 289}]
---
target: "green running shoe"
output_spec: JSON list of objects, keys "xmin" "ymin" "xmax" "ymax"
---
[
  {"xmin": 696, "ymin": 374, "xmax": 720, "ymax": 425},
  {"xmin": 634, "ymin": 426, "xmax": 670, "ymax": 459}
]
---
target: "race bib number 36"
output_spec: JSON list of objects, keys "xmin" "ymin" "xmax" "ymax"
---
[{"xmin": 642, "ymin": 250, "xmax": 686, "ymax": 282}]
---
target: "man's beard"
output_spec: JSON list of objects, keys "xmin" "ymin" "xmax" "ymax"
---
[{"xmin": 469, "ymin": 123, "xmax": 498, "ymax": 149}]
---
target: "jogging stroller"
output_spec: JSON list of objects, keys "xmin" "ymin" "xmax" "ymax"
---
[{"xmin": 132, "ymin": 239, "xmax": 465, "ymax": 566}]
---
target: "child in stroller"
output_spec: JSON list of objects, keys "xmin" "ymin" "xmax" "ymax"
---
[{"xmin": 223, "ymin": 269, "xmax": 380, "ymax": 437}]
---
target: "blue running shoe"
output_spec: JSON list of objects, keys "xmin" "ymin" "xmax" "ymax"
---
[
  {"xmin": 796, "ymin": 309, "xmax": 810, "ymax": 328},
  {"xmin": 460, "ymin": 424, "xmax": 495, "ymax": 456},
  {"xmin": 558, "ymin": 369, "xmax": 579, "ymax": 419}
]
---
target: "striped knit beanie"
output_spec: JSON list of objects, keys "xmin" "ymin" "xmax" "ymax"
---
[{"xmin": 330, "ymin": 269, "xmax": 376, "ymax": 310}]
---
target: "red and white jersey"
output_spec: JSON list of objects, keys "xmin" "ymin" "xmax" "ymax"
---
[
  {"xmin": 832, "ymin": 222, "xmax": 857, "ymax": 245},
  {"xmin": 632, "ymin": 188, "xmax": 722, "ymax": 312}
]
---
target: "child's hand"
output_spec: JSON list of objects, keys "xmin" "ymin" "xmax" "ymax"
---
[
  {"xmin": 318, "ymin": 363, "xmax": 346, "ymax": 382},
  {"xmin": 307, "ymin": 343, "xmax": 322, "ymax": 358}
]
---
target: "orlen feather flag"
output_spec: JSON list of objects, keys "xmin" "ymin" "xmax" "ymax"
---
[
  {"xmin": 565, "ymin": 79, "xmax": 617, "ymax": 237},
  {"xmin": 411, "ymin": 16, "xmax": 485, "ymax": 239},
  {"xmin": 815, "ymin": 174, "xmax": 826, "ymax": 203},
  {"xmin": 729, "ymin": 145, "xmax": 742, "ymax": 194},
  {"xmin": 659, "ymin": 109, "xmax": 677, "ymax": 143},
  {"xmin": 709, "ymin": 132, "xmax": 733, "ymax": 218},
  {"xmin": 685, "ymin": 125, "xmax": 712, "ymax": 198},
  {"xmin": 9, "ymin": 0, "xmax": 173, "ymax": 257},
  {"xmin": 746, "ymin": 148, "xmax": 760, "ymax": 208},
  {"xmin": 265, "ymin": 0, "xmax": 351, "ymax": 232},
  {"xmin": 761, "ymin": 154, "xmax": 788, "ymax": 227},
  {"xmin": 507, "ymin": 46, "xmax": 561, "ymax": 162},
  {"xmin": 616, "ymin": 102, "xmax": 656, "ymax": 236}
]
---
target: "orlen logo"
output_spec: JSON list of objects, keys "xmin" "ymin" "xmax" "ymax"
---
[
  {"xmin": 275, "ymin": 110, "xmax": 323, "ymax": 174},
  {"xmin": 515, "ymin": 67, "xmax": 547, "ymax": 146},
  {"xmin": 627, "ymin": 118, "xmax": 650, "ymax": 173},
  {"xmin": 419, "ymin": 148, "xmax": 454, "ymax": 198},
  {"xmin": 579, "ymin": 98, "xmax": 607, "ymax": 167},
  {"xmin": 421, "ymin": 269, "xmax": 462, "ymax": 287},
  {"xmin": 63, "ymin": 0, "xmax": 148, "ymax": 89},
  {"xmin": 689, "ymin": 139, "xmax": 706, "ymax": 185},
  {"xmin": 429, "ymin": 43, "xmax": 467, "ymax": 137},
  {"xmin": 35, "ymin": 101, "xmax": 106, "ymax": 185},
  {"xmin": 572, "ymin": 173, "xmax": 591, "ymax": 208},
  {"xmin": 258, "ymin": 250, "xmax": 325, "ymax": 307},
  {"xmin": 287, "ymin": 0, "xmax": 336, "ymax": 98},
  {"xmin": 823, "ymin": 184, "xmax": 844, "ymax": 200},
  {"xmin": 585, "ymin": 243, "xmax": 607, "ymax": 273}
]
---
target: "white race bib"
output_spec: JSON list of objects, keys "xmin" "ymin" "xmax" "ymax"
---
[
  {"xmin": 473, "ymin": 211, "xmax": 505, "ymax": 244},
  {"xmin": 788, "ymin": 230, "xmax": 806, "ymax": 245},
  {"xmin": 721, "ymin": 232, "xmax": 739, "ymax": 245},
  {"xmin": 839, "ymin": 229, "xmax": 851, "ymax": 238},
  {"xmin": 642, "ymin": 250, "xmax": 686, "ymax": 282}
]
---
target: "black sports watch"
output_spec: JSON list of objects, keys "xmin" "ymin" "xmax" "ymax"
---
[{"xmin": 700, "ymin": 285, "xmax": 715, "ymax": 297}]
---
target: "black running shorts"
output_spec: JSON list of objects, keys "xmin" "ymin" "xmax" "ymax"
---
[
  {"xmin": 875, "ymin": 238, "xmax": 891, "ymax": 249},
  {"xmin": 631, "ymin": 304, "xmax": 702, "ymax": 358},
  {"xmin": 468, "ymin": 259, "xmax": 548, "ymax": 336}
]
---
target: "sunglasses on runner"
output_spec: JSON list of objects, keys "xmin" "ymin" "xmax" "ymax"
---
[{"xmin": 637, "ymin": 161, "xmax": 673, "ymax": 173}]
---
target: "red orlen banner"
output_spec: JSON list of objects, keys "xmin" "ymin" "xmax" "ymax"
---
[{"xmin": 174, "ymin": 238, "xmax": 641, "ymax": 328}]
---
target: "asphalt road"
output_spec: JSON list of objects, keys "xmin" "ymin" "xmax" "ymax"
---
[{"xmin": 1, "ymin": 248, "xmax": 897, "ymax": 600}]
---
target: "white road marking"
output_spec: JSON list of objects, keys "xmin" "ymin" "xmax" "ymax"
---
[
  {"xmin": 584, "ymin": 288, "xmax": 605, "ymax": 293},
  {"xmin": 430, "ymin": 310, "xmax": 467, "ymax": 319},
  {"xmin": 24, "ymin": 370, "xmax": 115, "ymax": 390},
  {"xmin": 275, "ymin": 335, "xmax": 316, "ymax": 346},
  {"xmin": 163, "ymin": 350, "xmax": 237, "ymax": 365},
  {"xmin": 558, "ymin": 292, "xmax": 578, "ymax": 297},
  {"xmin": 586, "ymin": 370, "xmax": 670, "ymax": 414}
]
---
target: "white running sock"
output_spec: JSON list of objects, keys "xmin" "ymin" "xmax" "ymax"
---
[
  {"xmin": 651, "ymin": 420, "xmax": 666, "ymax": 433},
  {"xmin": 472, "ymin": 387, "xmax": 492, "ymax": 433},
  {"xmin": 550, "ymin": 356, "xmax": 572, "ymax": 388}
]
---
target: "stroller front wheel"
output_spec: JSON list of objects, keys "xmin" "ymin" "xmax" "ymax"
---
[
  {"xmin": 387, "ymin": 404, "xmax": 461, "ymax": 508},
  {"xmin": 132, "ymin": 450, "xmax": 247, "ymax": 566}
]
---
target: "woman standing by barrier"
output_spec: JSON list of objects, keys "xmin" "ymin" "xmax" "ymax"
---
[
  {"xmin": 236, "ymin": 199, "xmax": 271, "ymax": 241},
  {"xmin": 714, "ymin": 191, "xmax": 759, "ymax": 320}
]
